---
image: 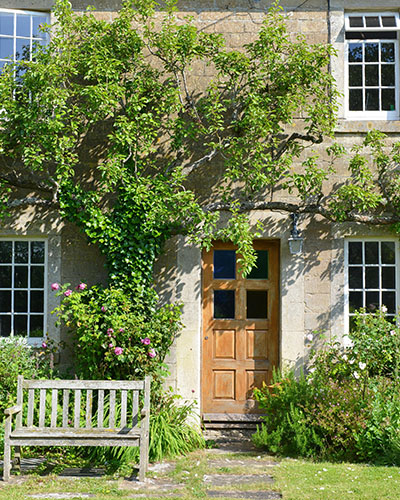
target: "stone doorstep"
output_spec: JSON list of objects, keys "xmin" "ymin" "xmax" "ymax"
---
[
  {"xmin": 206, "ymin": 459, "xmax": 279, "ymax": 468},
  {"xmin": 203, "ymin": 474, "xmax": 274, "ymax": 486},
  {"xmin": 27, "ymin": 494, "xmax": 95, "ymax": 499},
  {"xmin": 206, "ymin": 491, "xmax": 282, "ymax": 499}
]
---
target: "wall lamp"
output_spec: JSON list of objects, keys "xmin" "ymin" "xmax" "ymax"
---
[{"xmin": 288, "ymin": 213, "xmax": 304, "ymax": 255}]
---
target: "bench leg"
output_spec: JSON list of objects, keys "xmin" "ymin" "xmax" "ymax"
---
[
  {"xmin": 3, "ymin": 441, "xmax": 11, "ymax": 481},
  {"xmin": 14, "ymin": 446, "xmax": 21, "ymax": 472}
]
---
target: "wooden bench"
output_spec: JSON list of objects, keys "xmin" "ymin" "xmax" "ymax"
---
[{"xmin": 3, "ymin": 375, "xmax": 151, "ymax": 482}]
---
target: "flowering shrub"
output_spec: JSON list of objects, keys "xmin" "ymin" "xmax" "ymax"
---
[
  {"xmin": 253, "ymin": 308, "xmax": 400, "ymax": 464},
  {"xmin": 52, "ymin": 283, "xmax": 182, "ymax": 381}
]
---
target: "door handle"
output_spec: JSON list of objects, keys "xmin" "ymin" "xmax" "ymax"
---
[{"xmin": 204, "ymin": 336, "xmax": 208, "ymax": 340}]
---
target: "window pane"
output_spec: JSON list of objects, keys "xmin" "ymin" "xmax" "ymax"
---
[
  {"xmin": 349, "ymin": 89, "xmax": 363, "ymax": 111},
  {"xmin": 30, "ymin": 315, "xmax": 43, "ymax": 337},
  {"xmin": 246, "ymin": 290, "xmax": 268, "ymax": 319},
  {"xmin": 349, "ymin": 291, "xmax": 363, "ymax": 312},
  {"xmin": 14, "ymin": 290, "xmax": 27, "ymax": 312},
  {"xmin": 382, "ymin": 17, "xmax": 396, "ymax": 28},
  {"xmin": 213, "ymin": 250, "xmax": 235, "ymax": 279},
  {"xmin": 15, "ymin": 38, "xmax": 30, "ymax": 61},
  {"xmin": 0, "ymin": 266, "xmax": 11, "ymax": 287},
  {"xmin": 14, "ymin": 266, "xmax": 28, "ymax": 288},
  {"xmin": 349, "ymin": 267, "xmax": 363, "ymax": 288},
  {"xmin": 15, "ymin": 241, "xmax": 28, "ymax": 263},
  {"xmin": 31, "ymin": 266, "xmax": 44, "ymax": 288},
  {"xmin": 0, "ymin": 291, "xmax": 11, "ymax": 312},
  {"xmin": 0, "ymin": 13, "xmax": 14, "ymax": 36},
  {"xmin": 382, "ymin": 89, "xmax": 395, "ymax": 111},
  {"xmin": 365, "ymin": 16, "xmax": 380, "ymax": 28},
  {"xmin": 349, "ymin": 16, "xmax": 364, "ymax": 28},
  {"xmin": 32, "ymin": 16, "xmax": 47, "ymax": 38},
  {"xmin": 16, "ymin": 14, "xmax": 30, "ymax": 38},
  {"xmin": 365, "ymin": 43, "xmax": 379, "ymax": 62},
  {"xmin": 381, "ymin": 242, "xmax": 395, "ymax": 264},
  {"xmin": 0, "ymin": 315, "xmax": 11, "ymax": 336},
  {"xmin": 365, "ymin": 65, "xmax": 379, "ymax": 86},
  {"xmin": 248, "ymin": 251, "xmax": 268, "ymax": 279},
  {"xmin": 381, "ymin": 65, "xmax": 395, "ymax": 86},
  {"xmin": 30, "ymin": 290, "xmax": 43, "ymax": 312},
  {"xmin": 366, "ymin": 291, "xmax": 379, "ymax": 312},
  {"xmin": 31, "ymin": 241, "xmax": 45, "ymax": 263},
  {"xmin": 382, "ymin": 291, "xmax": 396, "ymax": 314},
  {"xmin": 349, "ymin": 43, "xmax": 363, "ymax": 62},
  {"xmin": 365, "ymin": 267, "xmax": 379, "ymax": 289},
  {"xmin": 365, "ymin": 242, "xmax": 379, "ymax": 264},
  {"xmin": 0, "ymin": 37, "xmax": 13, "ymax": 60},
  {"xmin": 349, "ymin": 242, "xmax": 362, "ymax": 264},
  {"xmin": 349, "ymin": 65, "xmax": 362, "ymax": 87},
  {"xmin": 14, "ymin": 315, "xmax": 27, "ymax": 336},
  {"xmin": 214, "ymin": 290, "xmax": 235, "ymax": 319},
  {"xmin": 382, "ymin": 267, "xmax": 396, "ymax": 289},
  {"xmin": 381, "ymin": 43, "xmax": 395, "ymax": 63},
  {"xmin": 365, "ymin": 89, "xmax": 379, "ymax": 110}
]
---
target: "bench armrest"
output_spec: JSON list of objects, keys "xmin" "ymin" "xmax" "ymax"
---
[{"xmin": 4, "ymin": 404, "xmax": 22, "ymax": 416}]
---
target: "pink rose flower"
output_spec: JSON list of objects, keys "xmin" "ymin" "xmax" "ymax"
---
[
  {"xmin": 141, "ymin": 337, "xmax": 151, "ymax": 345},
  {"xmin": 148, "ymin": 348, "xmax": 156, "ymax": 358},
  {"xmin": 108, "ymin": 343, "xmax": 113, "ymax": 348},
  {"xmin": 41, "ymin": 342, "xmax": 47, "ymax": 349},
  {"xmin": 51, "ymin": 283, "xmax": 59, "ymax": 291},
  {"xmin": 101, "ymin": 306, "xmax": 106, "ymax": 312},
  {"xmin": 107, "ymin": 328, "xmax": 114, "ymax": 335},
  {"xmin": 64, "ymin": 289, "xmax": 72, "ymax": 297},
  {"xmin": 114, "ymin": 347, "xmax": 123, "ymax": 356},
  {"xmin": 77, "ymin": 283, "xmax": 87, "ymax": 290},
  {"xmin": 119, "ymin": 328, "xmax": 125, "ymax": 333}
]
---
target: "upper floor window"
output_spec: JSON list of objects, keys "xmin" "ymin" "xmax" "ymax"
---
[
  {"xmin": 345, "ymin": 12, "xmax": 400, "ymax": 120},
  {"xmin": 0, "ymin": 9, "xmax": 49, "ymax": 72}
]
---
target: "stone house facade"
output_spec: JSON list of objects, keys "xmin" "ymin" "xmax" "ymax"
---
[{"xmin": 0, "ymin": 0, "xmax": 399, "ymax": 420}]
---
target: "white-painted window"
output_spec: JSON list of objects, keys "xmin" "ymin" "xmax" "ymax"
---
[
  {"xmin": 0, "ymin": 9, "xmax": 49, "ymax": 72},
  {"xmin": 345, "ymin": 239, "xmax": 399, "ymax": 331},
  {"xmin": 345, "ymin": 12, "xmax": 400, "ymax": 120},
  {"xmin": 0, "ymin": 239, "xmax": 47, "ymax": 341}
]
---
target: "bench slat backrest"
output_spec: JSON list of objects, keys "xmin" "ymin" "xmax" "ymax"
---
[{"xmin": 17, "ymin": 376, "xmax": 149, "ymax": 431}]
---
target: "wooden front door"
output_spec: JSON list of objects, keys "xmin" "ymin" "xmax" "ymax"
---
[{"xmin": 202, "ymin": 240, "xmax": 279, "ymax": 416}]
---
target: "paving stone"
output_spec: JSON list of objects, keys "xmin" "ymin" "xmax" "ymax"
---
[
  {"xmin": 120, "ymin": 477, "xmax": 185, "ymax": 491},
  {"xmin": 27, "ymin": 494, "xmax": 95, "ymax": 499},
  {"xmin": 58, "ymin": 467, "xmax": 106, "ymax": 478},
  {"xmin": 203, "ymin": 474, "xmax": 274, "ymax": 486},
  {"xmin": 207, "ymin": 459, "xmax": 278, "ymax": 469},
  {"xmin": 206, "ymin": 491, "xmax": 282, "ymax": 499},
  {"xmin": 128, "ymin": 494, "xmax": 183, "ymax": 498}
]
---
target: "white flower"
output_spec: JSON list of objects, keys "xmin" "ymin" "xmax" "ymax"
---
[
  {"xmin": 342, "ymin": 354, "xmax": 348, "ymax": 361},
  {"xmin": 353, "ymin": 371, "xmax": 360, "ymax": 379},
  {"xmin": 306, "ymin": 333, "xmax": 314, "ymax": 342},
  {"xmin": 381, "ymin": 305, "xmax": 388, "ymax": 313},
  {"xmin": 359, "ymin": 362, "xmax": 367, "ymax": 370},
  {"xmin": 391, "ymin": 330, "xmax": 396, "ymax": 336},
  {"xmin": 349, "ymin": 358, "xmax": 355, "ymax": 365},
  {"xmin": 309, "ymin": 367, "xmax": 316, "ymax": 373}
]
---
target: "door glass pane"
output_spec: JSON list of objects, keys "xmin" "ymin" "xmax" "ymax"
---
[
  {"xmin": 349, "ymin": 291, "xmax": 363, "ymax": 313},
  {"xmin": 248, "ymin": 251, "xmax": 268, "ymax": 280},
  {"xmin": 349, "ymin": 65, "xmax": 362, "ymax": 86},
  {"xmin": 214, "ymin": 290, "xmax": 235, "ymax": 319},
  {"xmin": 381, "ymin": 65, "xmax": 395, "ymax": 86},
  {"xmin": 381, "ymin": 43, "xmax": 395, "ymax": 62},
  {"xmin": 349, "ymin": 242, "xmax": 362, "ymax": 264},
  {"xmin": 0, "ymin": 315, "xmax": 11, "ymax": 336},
  {"xmin": 246, "ymin": 290, "xmax": 268, "ymax": 319},
  {"xmin": 0, "ymin": 266, "xmax": 11, "ymax": 287},
  {"xmin": 15, "ymin": 241, "xmax": 28, "ymax": 263},
  {"xmin": 349, "ymin": 43, "xmax": 362, "ymax": 62},
  {"xmin": 0, "ymin": 37, "xmax": 13, "ymax": 60},
  {"xmin": 381, "ymin": 242, "xmax": 395, "ymax": 264},
  {"xmin": 30, "ymin": 291, "xmax": 43, "ymax": 313},
  {"xmin": 0, "ymin": 242, "xmax": 11, "ymax": 264},
  {"xmin": 31, "ymin": 266, "xmax": 44, "ymax": 288},
  {"xmin": 0, "ymin": 13, "xmax": 14, "ymax": 36},
  {"xmin": 382, "ymin": 291, "xmax": 396, "ymax": 314},
  {"xmin": 30, "ymin": 315, "xmax": 43, "ymax": 337},
  {"xmin": 349, "ymin": 17, "xmax": 363, "ymax": 28},
  {"xmin": 0, "ymin": 291, "xmax": 11, "ymax": 312},
  {"xmin": 365, "ymin": 16, "xmax": 380, "ymax": 28},
  {"xmin": 365, "ymin": 89, "xmax": 379, "ymax": 110},
  {"xmin": 14, "ymin": 315, "xmax": 27, "ymax": 336},
  {"xmin": 349, "ymin": 89, "xmax": 363, "ymax": 111},
  {"xmin": 16, "ymin": 14, "xmax": 30, "ymax": 37},
  {"xmin": 14, "ymin": 290, "xmax": 27, "ymax": 312},
  {"xmin": 365, "ymin": 43, "xmax": 379, "ymax": 62},
  {"xmin": 15, "ymin": 38, "xmax": 30, "ymax": 60},
  {"xmin": 365, "ymin": 242, "xmax": 379, "ymax": 264},
  {"xmin": 349, "ymin": 267, "xmax": 362, "ymax": 288},
  {"xmin": 382, "ymin": 17, "xmax": 396, "ymax": 28},
  {"xmin": 382, "ymin": 267, "xmax": 395, "ymax": 289},
  {"xmin": 14, "ymin": 266, "xmax": 28, "ymax": 288},
  {"xmin": 365, "ymin": 65, "xmax": 378, "ymax": 86},
  {"xmin": 382, "ymin": 89, "xmax": 395, "ymax": 111},
  {"xmin": 213, "ymin": 250, "xmax": 236, "ymax": 279},
  {"xmin": 366, "ymin": 291, "xmax": 379, "ymax": 312},
  {"xmin": 365, "ymin": 267, "xmax": 379, "ymax": 289},
  {"xmin": 31, "ymin": 241, "xmax": 45, "ymax": 263}
]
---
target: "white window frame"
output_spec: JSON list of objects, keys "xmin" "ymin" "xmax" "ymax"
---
[
  {"xmin": 344, "ymin": 238, "xmax": 400, "ymax": 335},
  {"xmin": 0, "ymin": 8, "xmax": 49, "ymax": 69},
  {"xmin": 0, "ymin": 237, "xmax": 47, "ymax": 345},
  {"xmin": 344, "ymin": 12, "xmax": 400, "ymax": 120}
]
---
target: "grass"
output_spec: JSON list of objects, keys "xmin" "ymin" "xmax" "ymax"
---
[{"xmin": 2, "ymin": 449, "xmax": 400, "ymax": 499}]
